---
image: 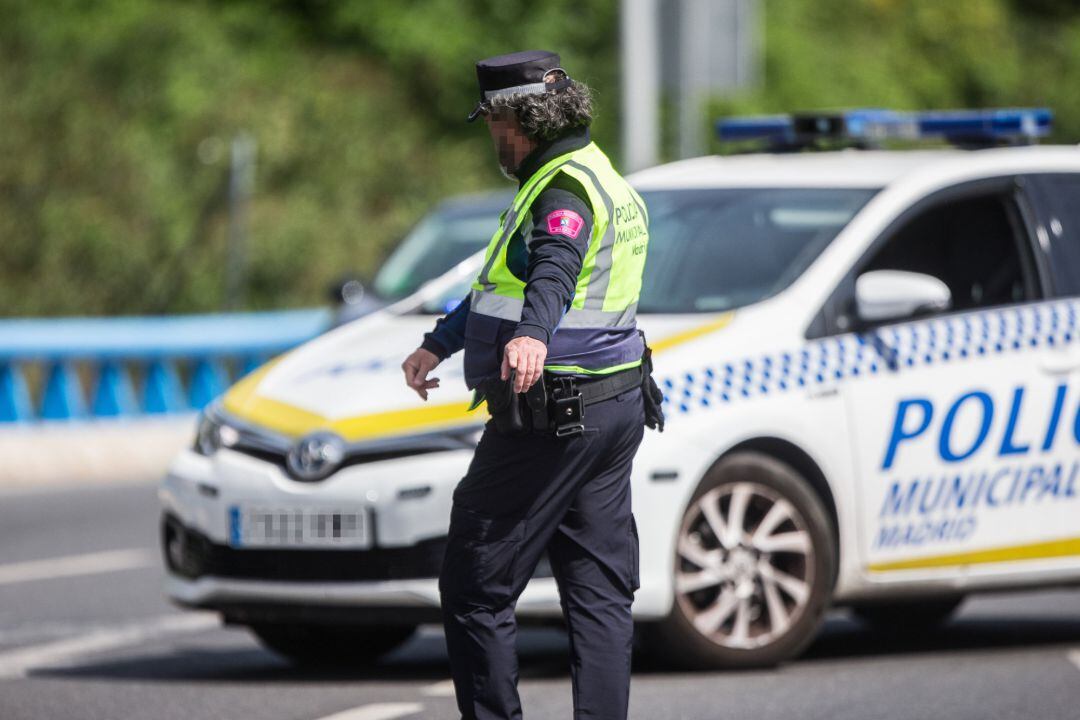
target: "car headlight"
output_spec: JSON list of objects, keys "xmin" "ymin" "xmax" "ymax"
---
[
  {"xmin": 193, "ymin": 409, "xmax": 239, "ymax": 456},
  {"xmin": 193, "ymin": 411, "xmax": 222, "ymax": 456}
]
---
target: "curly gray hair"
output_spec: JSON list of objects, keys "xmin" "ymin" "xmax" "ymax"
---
[{"xmin": 489, "ymin": 79, "xmax": 594, "ymax": 141}]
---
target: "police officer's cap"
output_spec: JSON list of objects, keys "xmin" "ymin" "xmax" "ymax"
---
[{"xmin": 467, "ymin": 50, "xmax": 572, "ymax": 122}]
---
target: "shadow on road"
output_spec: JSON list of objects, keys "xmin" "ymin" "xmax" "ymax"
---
[
  {"xmin": 32, "ymin": 606, "xmax": 1080, "ymax": 683},
  {"xmin": 804, "ymin": 613, "xmax": 1080, "ymax": 662},
  {"xmin": 30, "ymin": 627, "xmax": 568, "ymax": 684}
]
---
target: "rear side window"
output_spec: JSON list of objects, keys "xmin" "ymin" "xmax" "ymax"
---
[{"xmin": 1023, "ymin": 174, "xmax": 1080, "ymax": 297}]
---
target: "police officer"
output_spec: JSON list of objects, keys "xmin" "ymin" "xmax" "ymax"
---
[{"xmin": 401, "ymin": 50, "xmax": 661, "ymax": 720}]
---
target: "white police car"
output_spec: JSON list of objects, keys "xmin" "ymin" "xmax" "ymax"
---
[{"xmin": 161, "ymin": 108, "xmax": 1080, "ymax": 668}]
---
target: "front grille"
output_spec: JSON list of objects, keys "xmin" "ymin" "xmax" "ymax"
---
[
  {"xmin": 203, "ymin": 537, "xmax": 449, "ymax": 582},
  {"xmin": 231, "ymin": 445, "xmax": 452, "ymax": 477},
  {"xmin": 163, "ymin": 514, "xmax": 554, "ymax": 583}
]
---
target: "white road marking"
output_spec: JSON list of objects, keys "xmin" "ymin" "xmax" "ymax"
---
[
  {"xmin": 314, "ymin": 703, "xmax": 424, "ymax": 720},
  {"xmin": 1069, "ymin": 649, "xmax": 1080, "ymax": 672},
  {"xmin": 421, "ymin": 678, "xmax": 456, "ymax": 696},
  {"xmin": 0, "ymin": 622, "xmax": 124, "ymax": 644},
  {"xmin": 0, "ymin": 548, "xmax": 155, "ymax": 586},
  {"xmin": 0, "ymin": 613, "xmax": 217, "ymax": 680}
]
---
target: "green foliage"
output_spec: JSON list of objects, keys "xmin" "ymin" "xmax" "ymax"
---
[
  {"xmin": 0, "ymin": 0, "xmax": 620, "ymax": 316},
  {"xmin": 3, "ymin": 0, "xmax": 1080, "ymax": 316},
  {"xmin": 709, "ymin": 0, "xmax": 1080, "ymax": 148}
]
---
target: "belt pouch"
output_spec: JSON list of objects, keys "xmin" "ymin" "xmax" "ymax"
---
[
  {"xmin": 551, "ymin": 378, "xmax": 585, "ymax": 437},
  {"xmin": 639, "ymin": 332, "xmax": 666, "ymax": 432}
]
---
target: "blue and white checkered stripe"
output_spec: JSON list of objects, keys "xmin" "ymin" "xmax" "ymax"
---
[{"xmin": 659, "ymin": 299, "xmax": 1080, "ymax": 416}]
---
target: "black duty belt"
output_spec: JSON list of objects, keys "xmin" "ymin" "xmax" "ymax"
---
[
  {"xmin": 549, "ymin": 365, "xmax": 643, "ymax": 405},
  {"xmin": 481, "ymin": 364, "xmax": 648, "ymax": 439},
  {"xmin": 546, "ymin": 365, "xmax": 643, "ymax": 437}
]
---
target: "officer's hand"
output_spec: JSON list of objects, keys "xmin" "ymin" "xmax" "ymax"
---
[
  {"xmin": 401, "ymin": 348, "xmax": 441, "ymax": 401},
  {"xmin": 501, "ymin": 336, "xmax": 547, "ymax": 393}
]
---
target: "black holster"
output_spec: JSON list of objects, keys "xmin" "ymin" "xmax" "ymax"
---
[
  {"xmin": 480, "ymin": 372, "xmax": 548, "ymax": 437},
  {"xmin": 639, "ymin": 331, "xmax": 666, "ymax": 432}
]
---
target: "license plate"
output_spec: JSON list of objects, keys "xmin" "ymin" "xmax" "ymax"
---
[{"xmin": 228, "ymin": 505, "xmax": 370, "ymax": 548}]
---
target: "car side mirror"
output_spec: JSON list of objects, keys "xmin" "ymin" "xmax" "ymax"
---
[
  {"xmin": 855, "ymin": 270, "xmax": 951, "ymax": 325},
  {"xmin": 327, "ymin": 276, "xmax": 366, "ymax": 307}
]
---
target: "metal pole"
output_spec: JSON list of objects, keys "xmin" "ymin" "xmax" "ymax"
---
[
  {"xmin": 675, "ymin": 0, "xmax": 760, "ymax": 159},
  {"xmin": 676, "ymin": 0, "xmax": 708, "ymax": 160},
  {"xmin": 621, "ymin": 0, "xmax": 660, "ymax": 172},
  {"xmin": 735, "ymin": 0, "xmax": 760, "ymax": 87},
  {"xmin": 226, "ymin": 133, "xmax": 256, "ymax": 311}
]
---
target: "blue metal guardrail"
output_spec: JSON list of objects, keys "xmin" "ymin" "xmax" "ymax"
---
[{"xmin": 0, "ymin": 309, "xmax": 331, "ymax": 422}]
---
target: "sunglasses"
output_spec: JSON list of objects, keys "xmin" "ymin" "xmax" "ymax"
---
[{"xmin": 468, "ymin": 101, "xmax": 513, "ymax": 123}]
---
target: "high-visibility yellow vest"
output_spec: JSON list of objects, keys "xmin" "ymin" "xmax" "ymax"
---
[{"xmin": 470, "ymin": 142, "xmax": 650, "ymax": 374}]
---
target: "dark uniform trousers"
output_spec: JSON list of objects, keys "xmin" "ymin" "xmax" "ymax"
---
[{"xmin": 439, "ymin": 386, "xmax": 645, "ymax": 720}]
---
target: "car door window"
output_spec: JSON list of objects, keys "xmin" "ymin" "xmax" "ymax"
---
[{"xmin": 861, "ymin": 191, "xmax": 1038, "ymax": 313}]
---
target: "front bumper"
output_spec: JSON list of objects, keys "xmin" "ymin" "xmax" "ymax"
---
[
  {"xmin": 162, "ymin": 514, "xmax": 450, "ymax": 582},
  {"xmin": 160, "ymin": 446, "xmax": 564, "ymax": 621}
]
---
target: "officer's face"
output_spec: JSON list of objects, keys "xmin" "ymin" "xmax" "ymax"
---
[{"xmin": 484, "ymin": 110, "xmax": 534, "ymax": 178}]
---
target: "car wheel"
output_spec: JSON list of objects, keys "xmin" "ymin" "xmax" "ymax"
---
[
  {"xmin": 645, "ymin": 451, "xmax": 836, "ymax": 669},
  {"xmin": 250, "ymin": 623, "xmax": 416, "ymax": 667},
  {"xmin": 850, "ymin": 596, "xmax": 965, "ymax": 632}
]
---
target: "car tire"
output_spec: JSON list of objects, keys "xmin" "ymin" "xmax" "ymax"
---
[
  {"xmin": 850, "ymin": 596, "xmax": 965, "ymax": 632},
  {"xmin": 644, "ymin": 450, "xmax": 837, "ymax": 669},
  {"xmin": 249, "ymin": 623, "xmax": 416, "ymax": 667}
]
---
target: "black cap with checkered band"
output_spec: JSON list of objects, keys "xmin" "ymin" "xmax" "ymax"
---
[{"xmin": 467, "ymin": 50, "xmax": 572, "ymax": 122}]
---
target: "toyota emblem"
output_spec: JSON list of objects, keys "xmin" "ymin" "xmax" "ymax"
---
[{"xmin": 286, "ymin": 431, "xmax": 346, "ymax": 482}]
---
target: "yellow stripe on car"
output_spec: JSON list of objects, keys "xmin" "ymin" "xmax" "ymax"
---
[
  {"xmin": 649, "ymin": 313, "xmax": 734, "ymax": 354},
  {"xmin": 226, "ymin": 380, "xmax": 480, "ymax": 442},
  {"xmin": 221, "ymin": 313, "xmax": 735, "ymax": 441},
  {"xmin": 332, "ymin": 401, "xmax": 480, "ymax": 440},
  {"xmin": 868, "ymin": 536, "xmax": 1080, "ymax": 572},
  {"xmin": 223, "ymin": 358, "xmax": 281, "ymax": 412}
]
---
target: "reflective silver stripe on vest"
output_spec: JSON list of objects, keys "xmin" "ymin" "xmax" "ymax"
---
[
  {"xmin": 564, "ymin": 160, "xmax": 617, "ymax": 311},
  {"xmin": 563, "ymin": 303, "xmax": 637, "ymax": 329},
  {"xmin": 469, "ymin": 289, "xmax": 637, "ymax": 328},
  {"xmin": 470, "ymin": 288, "xmax": 518, "ymax": 319}
]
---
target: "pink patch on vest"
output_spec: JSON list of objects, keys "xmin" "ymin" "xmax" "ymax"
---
[{"xmin": 546, "ymin": 209, "xmax": 585, "ymax": 239}]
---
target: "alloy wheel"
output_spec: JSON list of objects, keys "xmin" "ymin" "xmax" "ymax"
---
[{"xmin": 675, "ymin": 481, "xmax": 815, "ymax": 650}]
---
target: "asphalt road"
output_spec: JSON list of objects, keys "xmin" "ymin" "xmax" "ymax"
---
[{"xmin": 2, "ymin": 481, "xmax": 1079, "ymax": 720}]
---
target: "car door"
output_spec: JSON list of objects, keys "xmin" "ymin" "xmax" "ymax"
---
[{"xmin": 828, "ymin": 178, "xmax": 1080, "ymax": 581}]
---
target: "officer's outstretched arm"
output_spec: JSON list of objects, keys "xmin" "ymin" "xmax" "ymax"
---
[{"xmin": 421, "ymin": 295, "xmax": 470, "ymax": 360}]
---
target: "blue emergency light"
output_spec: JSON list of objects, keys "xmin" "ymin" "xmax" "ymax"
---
[{"xmin": 716, "ymin": 108, "xmax": 1053, "ymax": 148}]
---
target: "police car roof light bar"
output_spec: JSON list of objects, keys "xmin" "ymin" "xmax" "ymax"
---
[{"xmin": 716, "ymin": 108, "xmax": 1053, "ymax": 150}]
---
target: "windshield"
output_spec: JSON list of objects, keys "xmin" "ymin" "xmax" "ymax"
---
[
  {"xmin": 373, "ymin": 210, "xmax": 497, "ymax": 301},
  {"xmin": 636, "ymin": 188, "xmax": 876, "ymax": 312},
  {"xmin": 422, "ymin": 187, "xmax": 877, "ymax": 314}
]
